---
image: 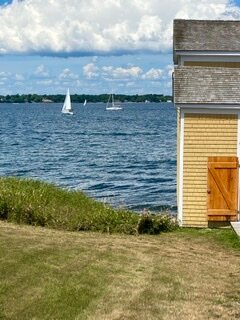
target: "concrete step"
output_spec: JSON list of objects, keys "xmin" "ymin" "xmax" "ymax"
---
[{"xmin": 230, "ymin": 222, "xmax": 240, "ymax": 236}]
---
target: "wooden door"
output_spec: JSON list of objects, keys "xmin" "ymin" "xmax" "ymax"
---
[{"xmin": 207, "ymin": 156, "xmax": 238, "ymax": 221}]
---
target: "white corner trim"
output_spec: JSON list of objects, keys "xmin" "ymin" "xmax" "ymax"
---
[
  {"xmin": 238, "ymin": 113, "xmax": 240, "ymax": 221},
  {"xmin": 178, "ymin": 110, "xmax": 184, "ymax": 226},
  {"xmin": 237, "ymin": 112, "xmax": 240, "ymax": 159}
]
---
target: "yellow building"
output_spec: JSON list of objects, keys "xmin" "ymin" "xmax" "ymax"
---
[{"xmin": 173, "ymin": 20, "xmax": 240, "ymax": 227}]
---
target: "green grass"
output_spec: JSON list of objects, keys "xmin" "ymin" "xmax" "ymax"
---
[
  {"xmin": 0, "ymin": 222, "xmax": 239, "ymax": 320},
  {"xmin": 0, "ymin": 177, "xmax": 177, "ymax": 235},
  {"xmin": 0, "ymin": 177, "xmax": 239, "ymax": 319},
  {"xmin": 176, "ymin": 227, "xmax": 240, "ymax": 250}
]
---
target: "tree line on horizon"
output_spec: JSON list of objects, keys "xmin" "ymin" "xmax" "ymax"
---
[{"xmin": 0, "ymin": 93, "xmax": 172, "ymax": 104}]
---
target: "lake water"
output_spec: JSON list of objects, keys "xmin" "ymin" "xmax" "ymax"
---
[{"xmin": 0, "ymin": 102, "xmax": 177, "ymax": 212}]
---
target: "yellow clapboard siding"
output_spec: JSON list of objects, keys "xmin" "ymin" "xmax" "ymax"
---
[
  {"xmin": 183, "ymin": 167, "xmax": 207, "ymax": 171},
  {"xmin": 183, "ymin": 194, "xmax": 206, "ymax": 201},
  {"xmin": 185, "ymin": 137, "xmax": 237, "ymax": 142},
  {"xmin": 184, "ymin": 216, "xmax": 208, "ymax": 221},
  {"xmin": 184, "ymin": 216, "xmax": 207, "ymax": 221},
  {"xmin": 183, "ymin": 212, "xmax": 207, "ymax": 216},
  {"xmin": 183, "ymin": 206, "xmax": 207, "ymax": 211},
  {"xmin": 184, "ymin": 123, "xmax": 236, "ymax": 127},
  {"xmin": 183, "ymin": 221, "xmax": 208, "ymax": 227},
  {"xmin": 185, "ymin": 139, "xmax": 237, "ymax": 145},
  {"xmin": 184, "ymin": 147, "xmax": 236, "ymax": 152},
  {"xmin": 183, "ymin": 189, "xmax": 206, "ymax": 194},
  {"xmin": 184, "ymin": 119, "xmax": 236, "ymax": 124},
  {"xmin": 185, "ymin": 130, "xmax": 237, "ymax": 135},
  {"xmin": 181, "ymin": 113, "xmax": 237, "ymax": 227}
]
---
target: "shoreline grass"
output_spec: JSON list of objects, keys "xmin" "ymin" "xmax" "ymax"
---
[{"xmin": 0, "ymin": 177, "xmax": 177, "ymax": 235}]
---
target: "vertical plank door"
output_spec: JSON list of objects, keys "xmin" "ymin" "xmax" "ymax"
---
[{"xmin": 207, "ymin": 156, "xmax": 238, "ymax": 221}]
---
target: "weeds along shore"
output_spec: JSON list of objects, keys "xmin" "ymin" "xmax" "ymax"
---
[{"xmin": 0, "ymin": 177, "xmax": 177, "ymax": 235}]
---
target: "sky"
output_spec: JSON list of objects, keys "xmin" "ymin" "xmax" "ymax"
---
[{"xmin": 0, "ymin": 0, "xmax": 240, "ymax": 95}]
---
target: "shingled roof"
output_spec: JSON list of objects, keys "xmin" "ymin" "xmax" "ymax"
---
[
  {"xmin": 174, "ymin": 66, "xmax": 240, "ymax": 104},
  {"xmin": 174, "ymin": 20, "xmax": 240, "ymax": 63}
]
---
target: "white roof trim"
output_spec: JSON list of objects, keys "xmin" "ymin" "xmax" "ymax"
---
[
  {"xmin": 176, "ymin": 51, "xmax": 240, "ymax": 56},
  {"xmin": 174, "ymin": 106, "xmax": 240, "ymax": 115},
  {"xmin": 175, "ymin": 104, "xmax": 240, "ymax": 110}
]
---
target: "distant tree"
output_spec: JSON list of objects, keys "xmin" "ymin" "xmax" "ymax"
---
[{"xmin": 0, "ymin": 93, "xmax": 172, "ymax": 104}]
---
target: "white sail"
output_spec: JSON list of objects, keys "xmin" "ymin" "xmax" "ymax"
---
[
  {"xmin": 83, "ymin": 99, "xmax": 87, "ymax": 106},
  {"xmin": 62, "ymin": 88, "xmax": 73, "ymax": 114}
]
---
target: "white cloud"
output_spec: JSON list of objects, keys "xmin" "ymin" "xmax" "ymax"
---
[
  {"xmin": 126, "ymin": 82, "xmax": 135, "ymax": 87},
  {"xmin": 83, "ymin": 63, "xmax": 99, "ymax": 79},
  {"xmin": 58, "ymin": 68, "xmax": 79, "ymax": 80},
  {"xmin": 15, "ymin": 73, "xmax": 25, "ymax": 80},
  {"xmin": 75, "ymin": 80, "xmax": 82, "ymax": 87},
  {"xmin": 36, "ymin": 79, "xmax": 53, "ymax": 86},
  {"xmin": 0, "ymin": 70, "xmax": 24, "ymax": 82},
  {"xmin": 142, "ymin": 68, "xmax": 163, "ymax": 80},
  {"xmin": 102, "ymin": 66, "xmax": 143, "ymax": 79},
  {"xmin": 0, "ymin": 0, "xmax": 239, "ymax": 55},
  {"xmin": 0, "ymin": 71, "xmax": 10, "ymax": 81},
  {"xmin": 34, "ymin": 64, "xmax": 49, "ymax": 77},
  {"xmin": 83, "ymin": 63, "xmax": 143, "ymax": 80},
  {"xmin": 82, "ymin": 62, "xmax": 174, "ymax": 83}
]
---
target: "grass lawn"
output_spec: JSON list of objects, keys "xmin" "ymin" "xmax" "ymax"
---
[{"xmin": 0, "ymin": 221, "xmax": 239, "ymax": 320}]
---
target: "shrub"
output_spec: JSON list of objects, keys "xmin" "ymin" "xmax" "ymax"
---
[
  {"xmin": 0, "ymin": 199, "xmax": 9, "ymax": 220},
  {"xmin": 137, "ymin": 211, "xmax": 178, "ymax": 235}
]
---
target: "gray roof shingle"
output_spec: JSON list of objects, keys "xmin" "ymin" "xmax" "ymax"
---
[
  {"xmin": 174, "ymin": 67, "xmax": 240, "ymax": 104},
  {"xmin": 174, "ymin": 20, "xmax": 240, "ymax": 63}
]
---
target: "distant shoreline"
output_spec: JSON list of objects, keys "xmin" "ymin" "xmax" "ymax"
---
[{"xmin": 0, "ymin": 93, "xmax": 172, "ymax": 104}]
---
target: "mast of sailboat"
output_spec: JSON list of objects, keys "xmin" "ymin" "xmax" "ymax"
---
[
  {"xmin": 112, "ymin": 94, "xmax": 114, "ymax": 107},
  {"xmin": 106, "ymin": 94, "xmax": 111, "ymax": 108}
]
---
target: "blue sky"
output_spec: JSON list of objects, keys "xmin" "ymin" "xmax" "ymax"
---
[{"xmin": 0, "ymin": 0, "xmax": 240, "ymax": 95}]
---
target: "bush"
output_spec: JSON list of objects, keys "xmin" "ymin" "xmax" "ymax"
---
[
  {"xmin": 137, "ymin": 211, "xmax": 178, "ymax": 235},
  {"xmin": 0, "ymin": 200, "xmax": 9, "ymax": 220}
]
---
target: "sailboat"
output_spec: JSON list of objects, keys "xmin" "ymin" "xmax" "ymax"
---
[
  {"xmin": 83, "ymin": 99, "xmax": 87, "ymax": 106},
  {"xmin": 106, "ymin": 94, "xmax": 122, "ymax": 110},
  {"xmin": 61, "ymin": 88, "xmax": 73, "ymax": 115}
]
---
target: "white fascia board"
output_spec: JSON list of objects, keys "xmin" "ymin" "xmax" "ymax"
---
[
  {"xmin": 175, "ymin": 104, "xmax": 240, "ymax": 111},
  {"xmin": 176, "ymin": 50, "xmax": 240, "ymax": 57},
  {"xmin": 176, "ymin": 51, "xmax": 240, "ymax": 64}
]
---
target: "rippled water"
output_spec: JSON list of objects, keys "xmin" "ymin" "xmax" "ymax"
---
[{"xmin": 0, "ymin": 102, "xmax": 176, "ymax": 212}]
